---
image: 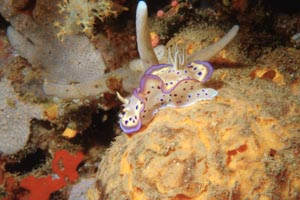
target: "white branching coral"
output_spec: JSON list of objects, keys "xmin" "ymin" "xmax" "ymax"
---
[
  {"xmin": 135, "ymin": 1, "xmax": 239, "ymax": 69},
  {"xmin": 136, "ymin": 1, "xmax": 159, "ymax": 68},
  {"xmin": 56, "ymin": 0, "xmax": 127, "ymax": 38},
  {"xmin": 185, "ymin": 25, "xmax": 239, "ymax": 63}
]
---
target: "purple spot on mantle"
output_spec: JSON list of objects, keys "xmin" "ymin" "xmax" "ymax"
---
[{"xmin": 192, "ymin": 61, "xmax": 214, "ymax": 82}]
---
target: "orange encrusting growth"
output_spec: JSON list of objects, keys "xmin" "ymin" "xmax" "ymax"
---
[
  {"xmin": 94, "ymin": 65, "xmax": 299, "ymax": 200},
  {"xmin": 226, "ymin": 143, "xmax": 247, "ymax": 165},
  {"xmin": 20, "ymin": 150, "xmax": 84, "ymax": 200}
]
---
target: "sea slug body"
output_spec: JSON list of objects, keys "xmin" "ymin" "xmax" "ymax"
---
[
  {"xmin": 118, "ymin": 0, "xmax": 239, "ymax": 134},
  {"xmin": 119, "ymin": 61, "xmax": 217, "ymax": 134}
]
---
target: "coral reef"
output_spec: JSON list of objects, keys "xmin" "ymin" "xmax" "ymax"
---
[
  {"xmin": 68, "ymin": 177, "xmax": 96, "ymax": 200},
  {"xmin": 167, "ymin": 23, "xmax": 246, "ymax": 67},
  {"xmin": 185, "ymin": 25, "xmax": 239, "ymax": 64},
  {"xmin": 4, "ymin": 10, "xmax": 153, "ymax": 100},
  {"xmin": 93, "ymin": 63, "xmax": 300, "ymax": 199},
  {"xmin": 0, "ymin": 149, "xmax": 84, "ymax": 199},
  {"xmin": 21, "ymin": 175, "xmax": 66, "ymax": 200},
  {"xmin": 56, "ymin": 0, "xmax": 127, "ymax": 38},
  {"xmin": 0, "ymin": 0, "xmax": 299, "ymax": 199},
  {"xmin": 0, "ymin": 77, "xmax": 44, "ymax": 155},
  {"xmin": 1, "ymin": 0, "xmax": 136, "ymax": 100},
  {"xmin": 119, "ymin": 1, "xmax": 239, "ymax": 134},
  {"xmin": 0, "ymin": 30, "xmax": 13, "ymax": 67},
  {"xmin": 6, "ymin": 23, "xmax": 107, "ymax": 97},
  {"xmin": 136, "ymin": 1, "xmax": 159, "ymax": 68},
  {"xmin": 20, "ymin": 149, "xmax": 84, "ymax": 200}
]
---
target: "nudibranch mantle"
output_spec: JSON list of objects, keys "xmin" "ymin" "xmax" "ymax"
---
[
  {"xmin": 118, "ymin": 0, "xmax": 239, "ymax": 134},
  {"xmin": 119, "ymin": 61, "xmax": 218, "ymax": 134},
  {"xmin": 145, "ymin": 61, "xmax": 213, "ymax": 91}
]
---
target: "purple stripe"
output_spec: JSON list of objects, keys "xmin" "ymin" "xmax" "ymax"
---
[
  {"xmin": 144, "ymin": 64, "xmax": 173, "ymax": 75},
  {"xmin": 139, "ymin": 73, "xmax": 194, "ymax": 95}
]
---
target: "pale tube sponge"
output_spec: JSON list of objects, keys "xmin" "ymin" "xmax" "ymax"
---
[
  {"xmin": 44, "ymin": 67, "xmax": 142, "ymax": 99},
  {"xmin": 186, "ymin": 25, "xmax": 239, "ymax": 64},
  {"xmin": 43, "ymin": 79, "xmax": 108, "ymax": 99},
  {"xmin": 136, "ymin": 0, "xmax": 159, "ymax": 68},
  {"xmin": 6, "ymin": 26, "xmax": 37, "ymax": 64},
  {"xmin": 6, "ymin": 23, "xmax": 107, "ymax": 99}
]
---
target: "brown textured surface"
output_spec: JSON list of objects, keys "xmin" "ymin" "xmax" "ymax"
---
[{"xmin": 94, "ymin": 63, "xmax": 300, "ymax": 200}]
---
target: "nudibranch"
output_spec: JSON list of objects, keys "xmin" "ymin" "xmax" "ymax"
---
[{"xmin": 118, "ymin": 0, "xmax": 239, "ymax": 134}]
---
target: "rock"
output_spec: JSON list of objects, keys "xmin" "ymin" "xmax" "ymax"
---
[
  {"xmin": 92, "ymin": 65, "xmax": 300, "ymax": 199},
  {"xmin": 0, "ymin": 78, "xmax": 44, "ymax": 155},
  {"xmin": 68, "ymin": 178, "xmax": 96, "ymax": 200}
]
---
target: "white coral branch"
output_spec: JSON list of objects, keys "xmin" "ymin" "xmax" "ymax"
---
[
  {"xmin": 186, "ymin": 25, "xmax": 239, "ymax": 63},
  {"xmin": 136, "ymin": 0, "xmax": 159, "ymax": 68}
]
